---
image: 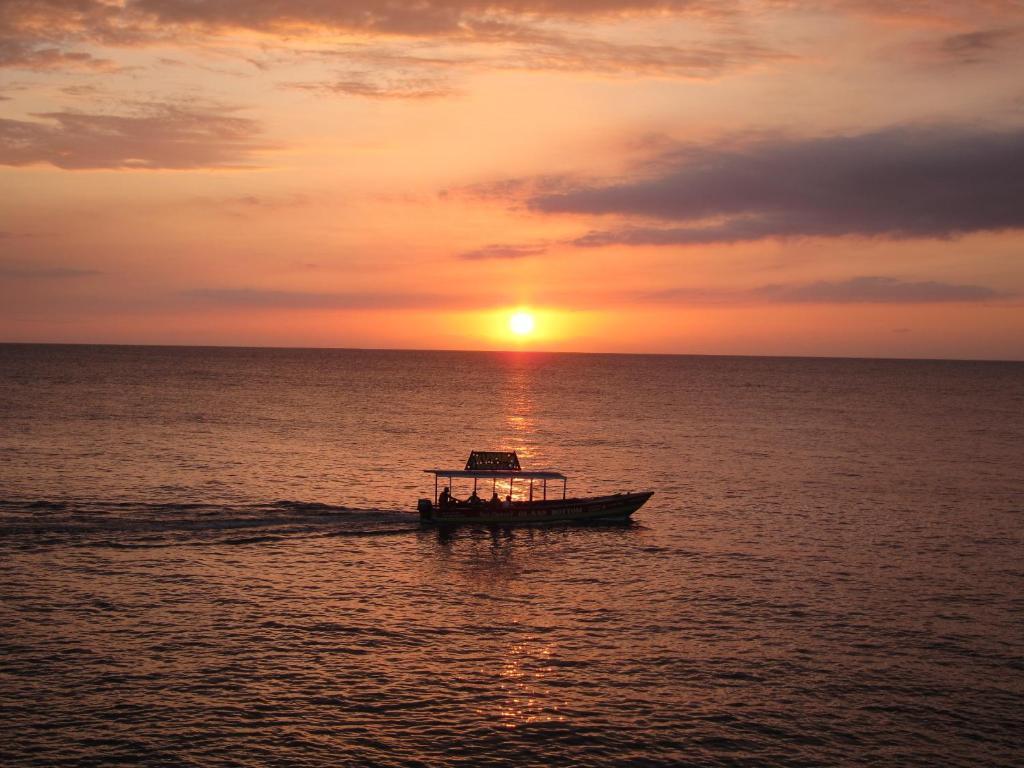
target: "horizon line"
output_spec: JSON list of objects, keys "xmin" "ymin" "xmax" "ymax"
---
[{"xmin": 1, "ymin": 340, "xmax": 1020, "ymax": 365}]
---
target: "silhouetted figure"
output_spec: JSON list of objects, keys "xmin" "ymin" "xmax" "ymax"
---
[
  {"xmin": 503, "ymin": 494, "xmax": 512, "ymax": 509},
  {"xmin": 489, "ymin": 491, "xmax": 500, "ymax": 508},
  {"xmin": 439, "ymin": 487, "xmax": 452, "ymax": 508},
  {"xmin": 468, "ymin": 490, "xmax": 482, "ymax": 506}
]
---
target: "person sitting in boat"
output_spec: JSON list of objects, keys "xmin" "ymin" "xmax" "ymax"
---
[
  {"xmin": 439, "ymin": 487, "xmax": 453, "ymax": 508},
  {"xmin": 468, "ymin": 489, "xmax": 482, "ymax": 506},
  {"xmin": 503, "ymin": 494, "xmax": 513, "ymax": 509},
  {"xmin": 489, "ymin": 491, "xmax": 500, "ymax": 508}
]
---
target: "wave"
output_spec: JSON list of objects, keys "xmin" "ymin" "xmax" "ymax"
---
[
  {"xmin": 0, "ymin": 497, "xmax": 420, "ymax": 545},
  {"xmin": 0, "ymin": 497, "xmax": 364, "ymax": 515}
]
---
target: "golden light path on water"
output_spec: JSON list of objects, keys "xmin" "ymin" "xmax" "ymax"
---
[{"xmin": 493, "ymin": 641, "xmax": 565, "ymax": 729}]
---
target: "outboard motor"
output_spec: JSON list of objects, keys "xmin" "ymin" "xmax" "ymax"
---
[{"xmin": 417, "ymin": 498, "xmax": 433, "ymax": 521}]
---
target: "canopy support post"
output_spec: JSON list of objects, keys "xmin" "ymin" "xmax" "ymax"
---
[
  {"xmin": 543, "ymin": 479, "xmax": 547, "ymax": 500},
  {"xmin": 434, "ymin": 474, "xmax": 438, "ymax": 504},
  {"xmin": 563, "ymin": 478, "xmax": 567, "ymax": 499},
  {"xmin": 529, "ymin": 479, "xmax": 533, "ymax": 502}
]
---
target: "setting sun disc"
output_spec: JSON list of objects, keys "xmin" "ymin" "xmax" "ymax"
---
[{"xmin": 509, "ymin": 311, "xmax": 535, "ymax": 336}]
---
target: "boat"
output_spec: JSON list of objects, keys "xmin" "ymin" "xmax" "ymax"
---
[{"xmin": 417, "ymin": 450, "xmax": 653, "ymax": 525}]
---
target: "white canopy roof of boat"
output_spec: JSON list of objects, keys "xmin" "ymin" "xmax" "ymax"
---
[{"xmin": 424, "ymin": 469, "xmax": 566, "ymax": 480}]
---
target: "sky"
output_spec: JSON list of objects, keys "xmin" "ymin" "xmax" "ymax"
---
[{"xmin": 1, "ymin": 0, "xmax": 1023, "ymax": 359}]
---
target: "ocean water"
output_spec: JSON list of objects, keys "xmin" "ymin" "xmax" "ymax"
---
[{"xmin": 1, "ymin": 344, "xmax": 1022, "ymax": 767}]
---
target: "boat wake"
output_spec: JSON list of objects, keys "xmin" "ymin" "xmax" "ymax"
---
[{"xmin": 0, "ymin": 498, "xmax": 421, "ymax": 549}]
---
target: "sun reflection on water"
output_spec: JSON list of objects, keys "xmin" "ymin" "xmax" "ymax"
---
[
  {"xmin": 489, "ymin": 640, "xmax": 565, "ymax": 729},
  {"xmin": 495, "ymin": 355, "xmax": 543, "ymax": 501}
]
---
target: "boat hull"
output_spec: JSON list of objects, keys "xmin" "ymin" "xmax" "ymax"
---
[{"xmin": 420, "ymin": 491, "xmax": 653, "ymax": 526}]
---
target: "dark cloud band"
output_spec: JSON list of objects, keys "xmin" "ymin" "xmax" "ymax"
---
[
  {"xmin": 533, "ymin": 125, "xmax": 1024, "ymax": 243},
  {"xmin": 640, "ymin": 276, "xmax": 1006, "ymax": 304}
]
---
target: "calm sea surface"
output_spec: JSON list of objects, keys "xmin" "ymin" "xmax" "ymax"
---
[{"xmin": 1, "ymin": 344, "xmax": 1022, "ymax": 767}]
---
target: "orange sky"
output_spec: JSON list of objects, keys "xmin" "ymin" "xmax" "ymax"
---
[{"xmin": 2, "ymin": 0, "xmax": 1023, "ymax": 359}]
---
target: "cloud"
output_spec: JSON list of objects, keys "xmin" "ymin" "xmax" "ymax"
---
[
  {"xmin": 129, "ymin": 1, "xmax": 730, "ymax": 37},
  {"xmin": 0, "ymin": 103, "xmax": 268, "ymax": 169},
  {"xmin": 458, "ymin": 243, "xmax": 547, "ymax": 260},
  {"xmin": 0, "ymin": 0, "xmax": 149, "ymax": 49},
  {"xmin": 753, "ymin": 276, "xmax": 1004, "ymax": 303},
  {"xmin": 449, "ymin": 173, "xmax": 577, "ymax": 203},
  {"xmin": 183, "ymin": 288, "xmax": 492, "ymax": 310},
  {"xmin": 271, "ymin": 33, "xmax": 780, "ymax": 96},
  {"xmin": 0, "ymin": 263, "xmax": 102, "ymax": 278},
  {"xmin": 0, "ymin": 0, "xmax": 783, "ymax": 80},
  {"xmin": 187, "ymin": 193, "xmax": 311, "ymax": 216},
  {"xmin": 0, "ymin": 38, "xmax": 119, "ymax": 71},
  {"xmin": 0, "ymin": 1, "xmax": 729, "ymax": 46},
  {"xmin": 118, "ymin": 0, "xmax": 1024, "ymax": 38},
  {"xmin": 60, "ymin": 84, "xmax": 104, "ymax": 97},
  {"xmin": 3, "ymin": 1, "xmax": 1021, "ymax": 64},
  {"xmin": 286, "ymin": 72, "xmax": 454, "ymax": 99},
  {"xmin": 935, "ymin": 27, "xmax": 1020, "ymax": 64},
  {"xmin": 531, "ymin": 125, "xmax": 1024, "ymax": 244},
  {"xmin": 500, "ymin": 34, "xmax": 785, "ymax": 78},
  {"xmin": 640, "ymin": 276, "xmax": 1005, "ymax": 304},
  {"xmin": 837, "ymin": 0, "xmax": 1024, "ymax": 23},
  {"xmin": 572, "ymin": 222, "xmax": 769, "ymax": 246}
]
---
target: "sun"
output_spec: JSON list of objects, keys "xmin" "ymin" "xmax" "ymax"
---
[{"xmin": 509, "ymin": 310, "xmax": 535, "ymax": 336}]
